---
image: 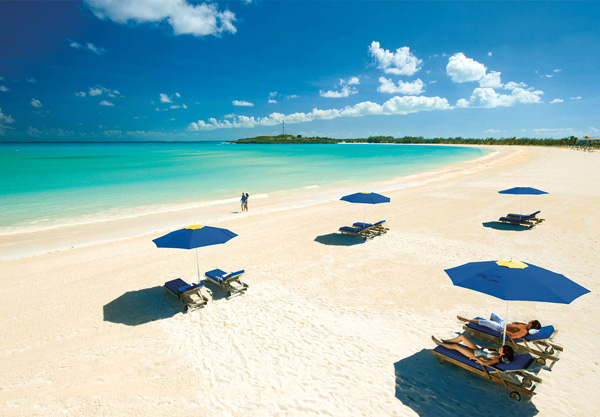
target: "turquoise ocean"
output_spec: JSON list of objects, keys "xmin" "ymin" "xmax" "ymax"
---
[{"xmin": 0, "ymin": 143, "xmax": 489, "ymax": 234}]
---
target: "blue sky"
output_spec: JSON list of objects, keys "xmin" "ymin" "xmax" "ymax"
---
[{"xmin": 0, "ymin": 0, "xmax": 598, "ymax": 141}]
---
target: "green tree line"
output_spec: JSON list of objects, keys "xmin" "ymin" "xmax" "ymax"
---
[{"xmin": 233, "ymin": 135, "xmax": 579, "ymax": 146}]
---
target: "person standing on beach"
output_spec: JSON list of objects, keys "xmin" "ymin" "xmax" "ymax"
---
[
  {"xmin": 244, "ymin": 193, "xmax": 249, "ymax": 212},
  {"xmin": 240, "ymin": 193, "xmax": 247, "ymax": 212}
]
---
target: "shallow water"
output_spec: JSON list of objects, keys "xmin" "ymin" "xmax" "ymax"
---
[{"xmin": 0, "ymin": 142, "xmax": 488, "ymax": 233}]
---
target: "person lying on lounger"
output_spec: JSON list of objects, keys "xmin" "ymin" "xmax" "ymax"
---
[
  {"xmin": 458, "ymin": 313, "xmax": 541, "ymax": 339},
  {"xmin": 432, "ymin": 334, "xmax": 515, "ymax": 366}
]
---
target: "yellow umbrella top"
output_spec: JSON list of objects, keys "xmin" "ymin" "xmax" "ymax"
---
[{"xmin": 496, "ymin": 260, "xmax": 528, "ymax": 269}]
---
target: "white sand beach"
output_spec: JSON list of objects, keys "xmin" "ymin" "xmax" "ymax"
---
[{"xmin": 1, "ymin": 146, "xmax": 599, "ymax": 417}]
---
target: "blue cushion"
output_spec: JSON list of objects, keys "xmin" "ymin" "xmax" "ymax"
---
[
  {"xmin": 352, "ymin": 222, "xmax": 372, "ymax": 228},
  {"xmin": 507, "ymin": 211, "xmax": 540, "ymax": 220},
  {"xmin": 205, "ymin": 268, "xmax": 245, "ymax": 283},
  {"xmin": 499, "ymin": 216, "xmax": 526, "ymax": 224},
  {"xmin": 228, "ymin": 270, "xmax": 245, "ymax": 279},
  {"xmin": 339, "ymin": 226, "xmax": 360, "ymax": 233},
  {"xmin": 205, "ymin": 268, "xmax": 226, "ymax": 282},
  {"xmin": 467, "ymin": 320, "xmax": 554, "ymax": 342},
  {"xmin": 165, "ymin": 278, "xmax": 202, "ymax": 295},
  {"xmin": 508, "ymin": 214, "xmax": 534, "ymax": 221},
  {"xmin": 525, "ymin": 325, "xmax": 554, "ymax": 341},
  {"xmin": 177, "ymin": 284, "xmax": 192, "ymax": 293}
]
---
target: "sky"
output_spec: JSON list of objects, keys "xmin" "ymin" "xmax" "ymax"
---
[{"xmin": 0, "ymin": 0, "xmax": 599, "ymax": 141}]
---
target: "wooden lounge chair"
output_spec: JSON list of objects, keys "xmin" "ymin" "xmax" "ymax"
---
[
  {"xmin": 463, "ymin": 319, "xmax": 562, "ymax": 366},
  {"xmin": 339, "ymin": 220, "xmax": 388, "ymax": 239},
  {"xmin": 352, "ymin": 220, "xmax": 389, "ymax": 234},
  {"xmin": 204, "ymin": 269, "xmax": 248, "ymax": 297},
  {"xmin": 164, "ymin": 278, "xmax": 209, "ymax": 311},
  {"xmin": 432, "ymin": 345, "xmax": 542, "ymax": 401},
  {"xmin": 499, "ymin": 210, "xmax": 544, "ymax": 227}
]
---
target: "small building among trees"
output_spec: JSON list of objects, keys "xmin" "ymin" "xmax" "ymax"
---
[{"xmin": 576, "ymin": 136, "xmax": 600, "ymax": 146}]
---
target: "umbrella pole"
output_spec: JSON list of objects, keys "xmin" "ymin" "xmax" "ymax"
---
[
  {"xmin": 502, "ymin": 300, "xmax": 509, "ymax": 346},
  {"xmin": 195, "ymin": 248, "xmax": 200, "ymax": 284},
  {"xmin": 520, "ymin": 195, "xmax": 523, "ymax": 216}
]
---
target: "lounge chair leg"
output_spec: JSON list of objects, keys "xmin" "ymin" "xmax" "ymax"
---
[
  {"xmin": 510, "ymin": 391, "xmax": 521, "ymax": 401},
  {"xmin": 439, "ymin": 358, "xmax": 444, "ymax": 364}
]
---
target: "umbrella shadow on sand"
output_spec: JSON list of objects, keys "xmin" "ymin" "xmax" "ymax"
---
[
  {"xmin": 103, "ymin": 286, "xmax": 184, "ymax": 326},
  {"xmin": 482, "ymin": 221, "xmax": 532, "ymax": 232},
  {"xmin": 394, "ymin": 349, "xmax": 539, "ymax": 417},
  {"xmin": 314, "ymin": 233, "xmax": 366, "ymax": 246}
]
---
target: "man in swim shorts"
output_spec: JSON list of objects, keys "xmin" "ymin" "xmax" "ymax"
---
[{"xmin": 458, "ymin": 313, "xmax": 541, "ymax": 339}]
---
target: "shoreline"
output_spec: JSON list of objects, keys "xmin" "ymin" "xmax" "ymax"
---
[{"xmin": 0, "ymin": 145, "xmax": 511, "ymax": 260}]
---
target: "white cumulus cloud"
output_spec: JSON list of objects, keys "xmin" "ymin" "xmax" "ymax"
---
[
  {"xmin": 83, "ymin": 0, "xmax": 237, "ymax": 37},
  {"xmin": 0, "ymin": 85, "xmax": 8, "ymax": 92},
  {"xmin": 369, "ymin": 41, "xmax": 422, "ymax": 76},
  {"xmin": 0, "ymin": 107, "xmax": 16, "ymax": 134},
  {"xmin": 549, "ymin": 98, "xmax": 563, "ymax": 104},
  {"xmin": 31, "ymin": 98, "xmax": 43, "ymax": 108},
  {"xmin": 99, "ymin": 100, "xmax": 115, "ymax": 106},
  {"xmin": 232, "ymin": 100, "xmax": 254, "ymax": 107},
  {"xmin": 377, "ymin": 77, "xmax": 424, "ymax": 95},
  {"xmin": 504, "ymin": 81, "xmax": 527, "ymax": 90},
  {"xmin": 75, "ymin": 91, "xmax": 86, "ymax": 97},
  {"xmin": 88, "ymin": 85, "xmax": 121, "ymax": 97},
  {"xmin": 479, "ymin": 71, "xmax": 503, "ymax": 88},
  {"xmin": 188, "ymin": 95, "xmax": 450, "ymax": 131},
  {"xmin": 86, "ymin": 42, "xmax": 106, "ymax": 55},
  {"xmin": 268, "ymin": 99, "xmax": 277, "ymax": 104},
  {"xmin": 446, "ymin": 53, "xmax": 487, "ymax": 83},
  {"xmin": 160, "ymin": 93, "xmax": 173, "ymax": 103},
  {"xmin": 68, "ymin": 39, "xmax": 106, "ymax": 55},
  {"xmin": 320, "ymin": 76, "xmax": 360, "ymax": 98},
  {"xmin": 346, "ymin": 76, "xmax": 360, "ymax": 85},
  {"xmin": 89, "ymin": 87, "xmax": 103, "ymax": 96},
  {"xmin": 457, "ymin": 87, "xmax": 543, "ymax": 108}
]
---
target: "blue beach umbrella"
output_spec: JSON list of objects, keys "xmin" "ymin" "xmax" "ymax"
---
[
  {"xmin": 153, "ymin": 224, "xmax": 238, "ymax": 283},
  {"xmin": 341, "ymin": 191, "xmax": 390, "ymax": 221},
  {"xmin": 444, "ymin": 259, "xmax": 589, "ymax": 344},
  {"xmin": 498, "ymin": 187, "xmax": 548, "ymax": 196},
  {"xmin": 498, "ymin": 187, "xmax": 548, "ymax": 215}
]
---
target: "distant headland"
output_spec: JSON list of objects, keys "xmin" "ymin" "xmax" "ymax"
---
[{"xmin": 230, "ymin": 134, "xmax": 580, "ymax": 147}]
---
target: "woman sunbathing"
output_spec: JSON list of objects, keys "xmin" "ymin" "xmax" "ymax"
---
[{"xmin": 432, "ymin": 334, "xmax": 515, "ymax": 366}]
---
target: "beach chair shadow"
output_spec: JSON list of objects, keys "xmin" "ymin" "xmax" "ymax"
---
[
  {"xmin": 394, "ymin": 349, "xmax": 539, "ymax": 417},
  {"xmin": 482, "ymin": 221, "xmax": 531, "ymax": 232},
  {"xmin": 314, "ymin": 233, "xmax": 366, "ymax": 246},
  {"xmin": 103, "ymin": 286, "xmax": 183, "ymax": 326},
  {"xmin": 200, "ymin": 279, "xmax": 229, "ymax": 301}
]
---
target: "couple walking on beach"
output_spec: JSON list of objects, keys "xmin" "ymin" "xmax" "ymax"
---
[{"xmin": 240, "ymin": 193, "xmax": 250, "ymax": 212}]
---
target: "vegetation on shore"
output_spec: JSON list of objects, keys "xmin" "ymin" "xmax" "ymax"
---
[{"xmin": 232, "ymin": 135, "xmax": 579, "ymax": 147}]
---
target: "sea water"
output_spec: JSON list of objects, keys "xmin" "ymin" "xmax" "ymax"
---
[{"xmin": 0, "ymin": 142, "xmax": 488, "ymax": 234}]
